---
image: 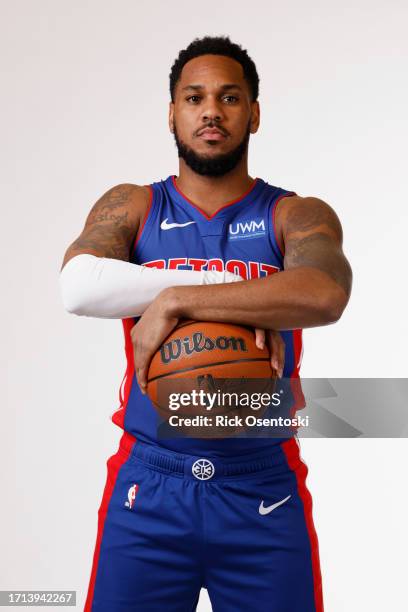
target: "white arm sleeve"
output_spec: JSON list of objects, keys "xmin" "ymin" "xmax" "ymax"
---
[{"xmin": 59, "ymin": 253, "xmax": 242, "ymax": 319}]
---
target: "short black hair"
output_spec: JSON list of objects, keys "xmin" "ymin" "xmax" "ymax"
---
[{"xmin": 169, "ymin": 35, "xmax": 259, "ymax": 102}]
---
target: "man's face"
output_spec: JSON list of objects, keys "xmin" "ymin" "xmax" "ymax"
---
[{"xmin": 169, "ymin": 54, "xmax": 260, "ymax": 177}]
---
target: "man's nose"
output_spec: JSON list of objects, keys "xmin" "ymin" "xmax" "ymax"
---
[{"xmin": 201, "ymin": 97, "xmax": 224, "ymax": 123}]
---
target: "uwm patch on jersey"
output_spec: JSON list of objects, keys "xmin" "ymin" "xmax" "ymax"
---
[
  {"xmin": 111, "ymin": 175, "xmax": 304, "ymax": 454},
  {"xmin": 228, "ymin": 216, "xmax": 266, "ymax": 241}
]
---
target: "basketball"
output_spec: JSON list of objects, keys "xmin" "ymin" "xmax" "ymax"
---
[{"xmin": 147, "ymin": 320, "xmax": 277, "ymax": 437}]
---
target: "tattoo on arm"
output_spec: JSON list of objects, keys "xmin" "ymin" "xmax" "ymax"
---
[
  {"xmin": 64, "ymin": 184, "xmax": 141, "ymax": 265},
  {"xmin": 283, "ymin": 198, "xmax": 353, "ymax": 297}
]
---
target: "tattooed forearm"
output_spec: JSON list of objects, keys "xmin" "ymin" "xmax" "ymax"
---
[{"xmin": 283, "ymin": 197, "xmax": 352, "ymax": 298}]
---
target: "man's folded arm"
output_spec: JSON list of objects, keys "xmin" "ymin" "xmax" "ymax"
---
[
  {"xmin": 59, "ymin": 253, "xmax": 241, "ymax": 319},
  {"xmin": 59, "ymin": 183, "xmax": 240, "ymax": 319},
  {"xmin": 160, "ymin": 196, "xmax": 352, "ymax": 330}
]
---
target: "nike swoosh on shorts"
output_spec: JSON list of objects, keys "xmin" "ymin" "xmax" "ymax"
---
[{"xmin": 258, "ymin": 495, "xmax": 291, "ymax": 515}]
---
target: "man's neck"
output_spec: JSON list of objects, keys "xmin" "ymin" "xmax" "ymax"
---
[{"xmin": 175, "ymin": 160, "xmax": 255, "ymax": 216}]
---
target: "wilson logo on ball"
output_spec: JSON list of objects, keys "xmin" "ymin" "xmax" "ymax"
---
[{"xmin": 160, "ymin": 332, "xmax": 248, "ymax": 365}]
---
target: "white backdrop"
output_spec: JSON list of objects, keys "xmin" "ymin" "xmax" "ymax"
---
[{"xmin": 1, "ymin": 0, "xmax": 407, "ymax": 610}]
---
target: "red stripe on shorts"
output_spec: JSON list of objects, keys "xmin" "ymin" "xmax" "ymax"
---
[
  {"xmin": 282, "ymin": 438, "xmax": 324, "ymax": 612},
  {"xmin": 84, "ymin": 432, "xmax": 137, "ymax": 611}
]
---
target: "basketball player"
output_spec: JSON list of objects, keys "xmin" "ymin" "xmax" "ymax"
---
[{"xmin": 60, "ymin": 36, "xmax": 352, "ymax": 612}]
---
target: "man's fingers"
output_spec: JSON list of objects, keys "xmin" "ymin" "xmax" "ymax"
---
[
  {"xmin": 254, "ymin": 328, "xmax": 266, "ymax": 350},
  {"xmin": 134, "ymin": 359, "xmax": 148, "ymax": 395},
  {"xmin": 255, "ymin": 328, "xmax": 285, "ymax": 377},
  {"xmin": 278, "ymin": 335, "xmax": 285, "ymax": 378},
  {"xmin": 269, "ymin": 333, "xmax": 279, "ymax": 373},
  {"xmin": 137, "ymin": 367, "xmax": 148, "ymax": 394},
  {"xmin": 268, "ymin": 330, "xmax": 285, "ymax": 378},
  {"xmin": 131, "ymin": 330, "xmax": 148, "ymax": 394}
]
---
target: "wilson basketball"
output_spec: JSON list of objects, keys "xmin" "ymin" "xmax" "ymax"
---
[{"xmin": 147, "ymin": 320, "xmax": 277, "ymax": 437}]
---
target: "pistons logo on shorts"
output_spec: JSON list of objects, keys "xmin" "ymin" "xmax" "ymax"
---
[{"xmin": 125, "ymin": 484, "xmax": 139, "ymax": 509}]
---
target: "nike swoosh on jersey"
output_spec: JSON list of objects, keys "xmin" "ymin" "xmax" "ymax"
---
[
  {"xmin": 160, "ymin": 218, "xmax": 196, "ymax": 230},
  {"xmin": 258, "ymin": 494, "xmax": 291, "ymax": 515}
]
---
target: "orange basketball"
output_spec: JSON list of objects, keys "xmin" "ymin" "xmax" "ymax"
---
[{"xmin": 147, "ymin": 320, "xmax": 277, "ymax": 437}]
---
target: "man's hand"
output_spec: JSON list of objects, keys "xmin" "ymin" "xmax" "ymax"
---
[
  {"xmin": 131, "ymin": 290, "xmax": 286, "ymax": 395},
  {"xmin": 254, "ymin": 329, "xmax": 285, "ymax": 378},
  {"xmin": 131, "ymin": 293, "xmax": 179, "ymax": 394}
]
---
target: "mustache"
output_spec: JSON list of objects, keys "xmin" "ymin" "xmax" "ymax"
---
[{"xmin": 195, "ymin": 123, "xmax": 229, "ymax": 137}]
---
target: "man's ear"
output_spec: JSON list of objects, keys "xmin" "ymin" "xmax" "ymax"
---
[
  {"xmin": 169, "ymin": 101, "xmax": 175, "ymax": 133},
  {"xmin": 250, "ymin": 100, "xmax": 260, "ymax": 134}
]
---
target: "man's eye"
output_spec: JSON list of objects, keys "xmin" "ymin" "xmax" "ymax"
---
[
  {"xmin": 187, "ymin": 96, "xmax": 201, "ymax": 103},
  {"xmin": 223, "ymin": 95, "xmax": 238, "ymax": 103}
]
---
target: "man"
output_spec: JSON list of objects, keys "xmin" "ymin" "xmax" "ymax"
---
[{"xmin": 60, "ymin": 36, "xmax": 352, "ymax": 612}]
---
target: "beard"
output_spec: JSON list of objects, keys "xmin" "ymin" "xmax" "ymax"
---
[{"xmin": 172, "ymin": 121, "xmax": 251, "ymax": 177}]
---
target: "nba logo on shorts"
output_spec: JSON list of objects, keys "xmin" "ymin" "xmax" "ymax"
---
[{"xmin": 125, "ymin": 484, "xmax": 139, "ymax": 509}]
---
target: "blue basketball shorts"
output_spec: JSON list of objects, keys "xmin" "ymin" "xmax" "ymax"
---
[{"xmin": 85, "ymin": 433, "xmax": 323, "ymax": 611}]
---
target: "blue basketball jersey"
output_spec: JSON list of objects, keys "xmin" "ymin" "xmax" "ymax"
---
[{"xmin": 112, "ymin": 175, "xmax": 304, "ymax": 456}]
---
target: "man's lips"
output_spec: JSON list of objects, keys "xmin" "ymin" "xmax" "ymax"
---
[{"xmin": 197, "ymin": 128, "xmax": 227, "ymax": 141}]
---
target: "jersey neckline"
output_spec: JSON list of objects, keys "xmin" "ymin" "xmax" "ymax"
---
[{"xmin": 167, "ymin": 175, "xmax": 263, "ymax": 220}]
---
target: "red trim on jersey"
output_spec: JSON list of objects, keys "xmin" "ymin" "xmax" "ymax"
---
[
  {"xmin": 112, "ymin": 318, "xmax": 136, "ymax": 429},
  {"xmin": 271, "ymin": 191, "xmax": 297, "ymax": 256},
  {"xmin": 84, "ymin": 432, "xmax": 137, "ymax": 611},
  {"xmin": 171, "ymin": 175, "xmax": 258, "ymax": 220},
  {"xmin": 282, "ymin": 438, "xmax": 324, "ymax": 612},
  {"xmin": 131, "ymin": 184, "xmax": 154, "ymax": 254}
]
